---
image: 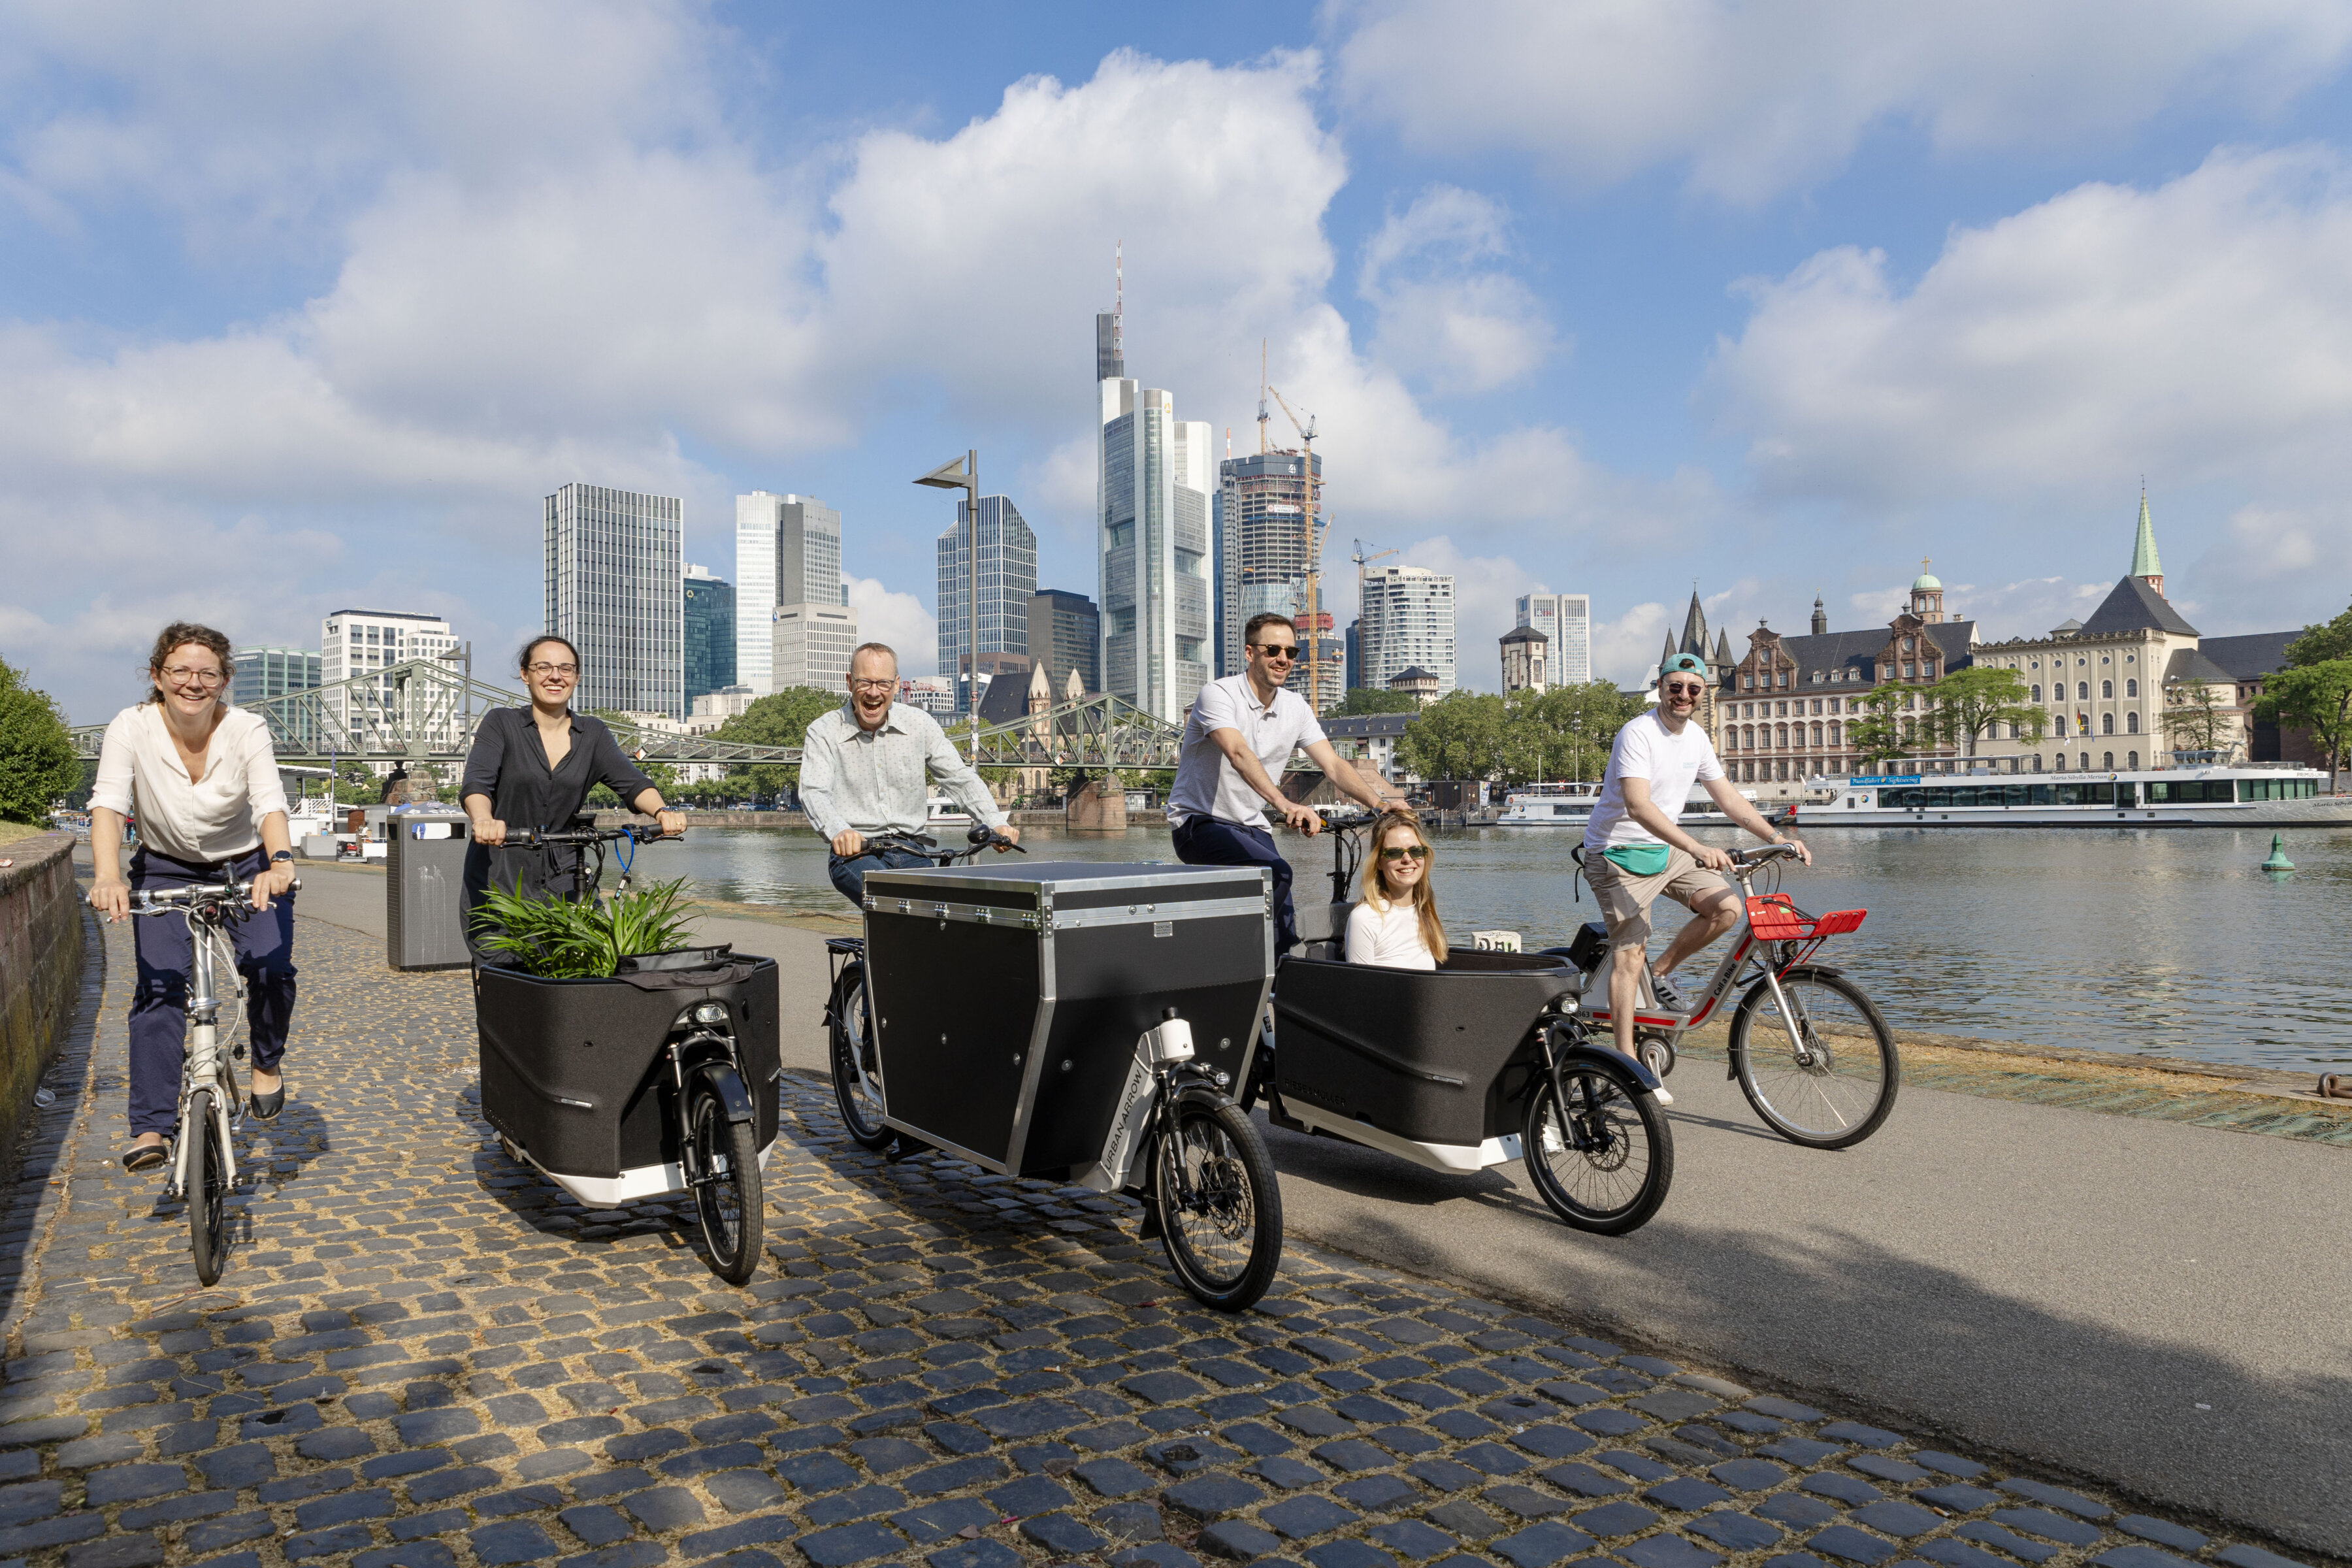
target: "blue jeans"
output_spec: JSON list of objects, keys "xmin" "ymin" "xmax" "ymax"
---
[
  {"xmin": 1172, "ymin": 816, "xmax": 1297, "ymax": 955},
  {"xmin": 129, "ymin": 847, "xmax": 297, "ymax": 1136},
  {"xmin": 828, "ymin": 845, "xmax": 938, "ymax": 907}
]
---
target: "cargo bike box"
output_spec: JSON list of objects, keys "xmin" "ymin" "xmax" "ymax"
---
[
  {"xmin": 860, "ymin": 861, "xmax": 1269, "ymax": 1183},
  {"xmin": 845, "ymin": 858, "xmax": 1285, "ymax": 1309}
]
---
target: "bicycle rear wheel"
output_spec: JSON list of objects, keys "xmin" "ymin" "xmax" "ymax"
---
[
  {"xmin": 826, "ymin": 962, "xmax": 892, "ymax": 1150},
  {"xmin": 1152, "ymin": 1097, "xmax": 1282, "ymax": 1312},
  {"xmin": 186, "ymin": 1089, "xmax": 231, "ymax": 1286},
  {"xmin": 1729, "ymin": 967, "xmax": 1900, "ymax": 1149},
  {"xmin": 1522, "ymin": 1060, "xmax": 1673, "ymax": 1235},
  {"xmin": 688, "ymin": 1081, "xmax": 763, "ymax": 1286}
]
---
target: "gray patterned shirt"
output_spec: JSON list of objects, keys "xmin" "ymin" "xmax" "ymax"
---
[{"xmin": 798, "ymin": 702, "xmax": 1007, "ymax": 842}]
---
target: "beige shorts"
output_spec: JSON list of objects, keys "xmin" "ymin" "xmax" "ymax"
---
[{"xmin": 1585, "ymin": 845, "xmax": 1732, "ymax": 949}]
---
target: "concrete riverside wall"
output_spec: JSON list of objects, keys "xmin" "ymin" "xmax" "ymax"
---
[
  {"xmin": 0, "ymin": 832, "xmax": 84, "ymax": 1177},
  {"xmin": 591, "ymin": 806, "xmax": 1170, "ymax": 830}
]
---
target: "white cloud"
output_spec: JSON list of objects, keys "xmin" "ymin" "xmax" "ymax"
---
[
  {"xmin": 1591, "ymin": 602, "xmax": 1671, "ymax": 689},
  {"xmin": 1358, "ymin": 186, "xmax": 1554, "ymax": 395},
  {"xmin": 845, "ymin": 576, "xmax": 936, "ymax": 678},
  {"xmin": 1332, "ymin": 0, "xmax": 2352, "ymax": 203}
]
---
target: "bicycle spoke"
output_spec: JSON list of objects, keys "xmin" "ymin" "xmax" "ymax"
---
[{"xmin": 1743, "ymin": 979, "xmax": 1889, "ymax": 1141}]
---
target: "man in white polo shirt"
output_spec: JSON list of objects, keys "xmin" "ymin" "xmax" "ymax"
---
[{"xmin": 1169, "ymin": 613, "xmax": 1412, "ymax": 955}]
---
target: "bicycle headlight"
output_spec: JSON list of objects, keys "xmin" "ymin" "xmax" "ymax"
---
[{"xmin": 691, "ymin": 1002, "xmax": 728, "ymax": 1025}]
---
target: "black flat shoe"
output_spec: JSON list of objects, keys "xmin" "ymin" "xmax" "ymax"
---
[
  {"xmin": 250, "ymin": 1085, "xmax": 286, "ymax": 1120},
  {"xmin": 122, "ymin": 1141, "xmax": 169, "ymax": 1173}
]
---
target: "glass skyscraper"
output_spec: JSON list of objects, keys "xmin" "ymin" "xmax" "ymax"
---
[
  {"xmin": 1098, "ymin": 380, "xmax": 1211, "ymax": 723},
  {"xmin": 544, "ymin": 483, "xmax": 683, "ymax": 718},
  {"xmin": 1515, "ymin": 593, "xmax": 1593, "ymax": 685},
  {"xmin": 683, "ymin": 564, "xmax": 736, "ymax": 705},
  {"xmin": 936, "ymin": 495, "xmax": 1038, "ymax": 713},
  {"xmin": 1361, "ymin": 566, "xmax": 1458, "ymax": 699},
  {"xmin": 734, "ymin": 491, "xmax": 843, "ymax": 694}
]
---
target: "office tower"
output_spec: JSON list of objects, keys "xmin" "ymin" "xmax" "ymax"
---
[
  {"xmin": 1345, "ymin": 620, "xmax": 1361, "ymax": 691},
  {"xmin": 734, "ymin": 491, "xmax": 843, "ymax": 694},
  {"xmin": 232, "ymin": 646, "xmax": 322, "ymax": 752},
  {"xmin": 1515, "ymin": 593, "xmax": 1592, "ymax": 686},
  {"xmin": 545, "ymin": 482, "xmax": 683, "ymax": 718},
  {"xmin": 936, "ymin": 495, "xmax": 1039, "ymax": 714},
  {"xmin": 319, "ymin": 610, "xmax": 461, "ymax": 752},
  {"xmin": 772, "ymin": 603, "xmax": 859, "ymax": 693},
  {"xmin": 1215, "ymin": 451, "xmax": 1320, "ymax": 679},
  {"xmin": 1360, "ymin": 566, "xmax": 1458, "ymax": 699},
  {"xmin": 1026, "ymin": 589, "xmax": 1101, "ymax": 699},
  {"xmin": 1098, "ymin": 378, "xmax": 1213, "ymax": 723},
  {"xmin": 683, "ymin": 564, "xmax": 736, "ymax": 706}
]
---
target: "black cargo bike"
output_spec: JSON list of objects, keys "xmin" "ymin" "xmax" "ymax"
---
[
  {"xmin": 474, "ymin": 823, "xmax": 781, "ymax": 1285},
  {"xmin": 825, "ymin": 829, "xmax": 1284, "ymax": 1311}
]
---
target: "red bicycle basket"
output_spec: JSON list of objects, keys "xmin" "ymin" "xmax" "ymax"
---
[{"xmin": 1747, "ymin": 895, "xmax": 1867, "ymax": 941}]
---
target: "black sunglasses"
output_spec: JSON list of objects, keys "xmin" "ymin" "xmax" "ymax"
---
[
  {"xmin": 1254, "ymin": 644, "xmax": 1299, "ymax": 660},
  {"xmin": 1379, "ymin": 844, "xmax": 1430, "ymax": 861}
]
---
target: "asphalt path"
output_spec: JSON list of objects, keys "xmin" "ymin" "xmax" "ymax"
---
[{"xmin": 280, "ymin": 863, "xmax": 2351, "ymax": 1556}]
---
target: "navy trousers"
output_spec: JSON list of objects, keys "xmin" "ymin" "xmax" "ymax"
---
[
  {"xmin": 128, "ymin": 847, "xmax": 297, "ymax": 1136},
  {"xmin": 828, "ymin": 845, "xmax": 938, "ymax": 907},
  {"xmin": 1172, "ymin": 816, "xmax": 1298, "ymax": 956}
]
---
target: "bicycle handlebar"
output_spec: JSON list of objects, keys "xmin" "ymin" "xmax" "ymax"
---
[
  {"xmin": 508, "ymin": 824, "xmax": 672, "ymax": 849},
  {"xmin": 1729, "ymin": 843, "xmax": 1803, "ymax": 866},
  {"xmin": 861, "ymin": 825, "xmax": 1024, "ymax": 864},
  {"xmin": 129, "ymin": 878, "xmax": 301, "ymax": 915}
]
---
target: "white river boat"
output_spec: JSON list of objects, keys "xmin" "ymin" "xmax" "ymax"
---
[{"xmin": 1798, "ymin": 763, "xmax": 2344, "ymax": 827}]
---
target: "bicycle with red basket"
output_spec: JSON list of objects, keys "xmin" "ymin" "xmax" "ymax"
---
[{"xmin": 1560, "ymin": 843, "xmax": 1899, "ymax": 1149}]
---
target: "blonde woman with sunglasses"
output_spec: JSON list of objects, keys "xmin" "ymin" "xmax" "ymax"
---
[{"xmin": 1345, "ymin": 817, "xmax": 1447, "ymax": 970}]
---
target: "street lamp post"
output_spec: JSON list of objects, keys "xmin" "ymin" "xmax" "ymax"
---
[{"xmin": 915, "ymin": 450, "xmax": 983, "ymax": 766}]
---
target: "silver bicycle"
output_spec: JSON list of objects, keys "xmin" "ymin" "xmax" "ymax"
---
[{"xmin": 129, "ymin": 878, "xmax": 293, "ymax": 1284}]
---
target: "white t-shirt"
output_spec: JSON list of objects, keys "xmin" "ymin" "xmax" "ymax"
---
[
  {"xmin": 1345, "ymin": 897, "xmax": 1439, "ymax": 970},
  {"xmin": 91, "ymin": 703, "xmax": 289, "ymax": 864},
  {"xmin": 1582, "ymin": 709, "xmax": 1725, "ymax": 854},
  {"xmin": 1168, "ymin": 676, "xmax": 1328, "ymax": 829}
]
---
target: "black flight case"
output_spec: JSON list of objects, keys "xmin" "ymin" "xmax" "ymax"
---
[{"xmin": 859, "ymin": 861, "xmax": 1272, "ymax": 1187}]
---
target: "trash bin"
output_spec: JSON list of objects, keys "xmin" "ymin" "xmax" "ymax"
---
[{"xmin": 387, "ymin": 804, "xmax": 472, "ymax": 971}]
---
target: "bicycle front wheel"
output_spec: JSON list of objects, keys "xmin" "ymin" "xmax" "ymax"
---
[
  {"xmin": 1522, "ymin": 1060, "xmax": 1673, "ymax": 1235},
  {"xmin": 1729, "ymin": 967, "xmax": 1900, "ymax": 1149},
  {"xmin": 1152, "ymin": 1097, "xmax": 1282, "ymax": 1312},
  {"xmin": 186, "ymin": 1088, "xmax": 230, "ymax": 1286},
  {"xmin": 688, "ymin": 1081, "xmax": 764, "ymax": 1286},
  {"xmin": 826, "ymin": 962, "xmax": 892, "ymax": 1150}
]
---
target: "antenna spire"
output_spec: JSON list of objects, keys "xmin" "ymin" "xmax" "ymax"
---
[{"xmin": 1113, "ymin": 241, "xmax": 1123, "ymax": 360}]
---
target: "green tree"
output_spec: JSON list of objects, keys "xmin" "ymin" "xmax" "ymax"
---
[
  {"xmin": 2285, "ymin": 598, "xmax": 2352, "ymax": 668},
  {"xmin": 1493, "ymin": 682, "xmax": 1643, "ymax": 785},
  {"xmin": 1844, "ymin": 687, "xmax": 1910, "ymax": 768},
  {"xmin": 2161, "ymin": 682, "xmax": 2234, "ymax": 757},
  {"xmin": 0, "ymin": 657, "xmax": 80, "ymax": 825},
  {"xmin": 1330, "ymin": 687, "xmax": 1419, "ymax": 717},
  {"xmin": 710, "ymin": 685, "xmax": 840, "ymax": 800},
  {"xmin": 1923, "ymin": 666, "xmax": 2048, "ymax": 757},
  {"xmin": 2254, "ymin": 659, "xmax": 2352, "ymax": 792},
  {"xmin": 1397, "ymin": 691, "xmax": 1507, "ymax": 782}
]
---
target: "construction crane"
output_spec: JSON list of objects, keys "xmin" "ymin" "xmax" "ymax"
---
[{"xmin": 1262, "ymin": 382, "xmax": 1328, "ymax": 710}]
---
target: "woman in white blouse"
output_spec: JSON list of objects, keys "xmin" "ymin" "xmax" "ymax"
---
[
  {"xmin": 89, "ymin": 623, "xmax": 300, "ymax": 1171},
  {"xmin": 1344, "ymin": 817, "xmax": 1448, "ymax": 970}
]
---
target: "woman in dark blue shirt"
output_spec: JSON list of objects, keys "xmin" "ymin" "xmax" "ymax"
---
[{"xmin": 459, "ymin": 636, "xmax": 685, "ymax": 947}]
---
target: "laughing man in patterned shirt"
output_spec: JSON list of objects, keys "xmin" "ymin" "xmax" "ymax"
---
[{"xmin": 800, "ymin": 642, "xmax": 1021, "ymax": 906}]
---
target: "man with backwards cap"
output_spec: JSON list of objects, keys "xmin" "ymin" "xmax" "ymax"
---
[{"xmin": 1580, "ymin": 651, "xmax": 1808, "ymax": 1102}]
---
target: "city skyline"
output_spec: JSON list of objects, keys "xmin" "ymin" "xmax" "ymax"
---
[{"xmin": 11, "ymin": 12, "xmax": 2352, "ymax": 725}]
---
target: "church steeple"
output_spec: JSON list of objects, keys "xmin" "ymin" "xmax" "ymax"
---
[
  {"xmin": 2131, "ymin": 486, "xmax": 2164, "ymax": 597},
  {"xmin": 1811, "ymin": 595, "xmax": 1828, "ymax": 636},
  {"xmin": 1679, "ymin": 588, "xmax": 1708, "ymax": 658}
]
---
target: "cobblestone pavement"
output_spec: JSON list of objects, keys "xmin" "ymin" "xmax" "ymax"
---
[{"xmin": 0, "ymin": 917, "xmax": 2328, "ymax": 1568}]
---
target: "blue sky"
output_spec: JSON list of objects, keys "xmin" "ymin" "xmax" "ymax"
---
[{"xmin": 8, "ymin": 1, "xmax": 2352, "ymax": 722}]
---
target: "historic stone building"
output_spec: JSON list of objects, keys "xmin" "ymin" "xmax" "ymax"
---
[{"xmin": 1712, "ymin": 570, "xmax": 1978, "ymax": 796}]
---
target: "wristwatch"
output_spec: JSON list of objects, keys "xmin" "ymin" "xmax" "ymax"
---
[{"xmin": 269, "ymin": 850, "xmax": 294, "ymax": 865}]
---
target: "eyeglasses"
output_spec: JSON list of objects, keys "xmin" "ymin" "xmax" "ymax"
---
[
  {"xmin": 160, "ymin": 666, "xmax": 225, "ymax": 687},
  {"xmin": 526, "ymin": 662, "xmax": 579, "ymax": 677},
  {"xmin": 849, "ymin": 678, "xmax": 896, "ymax": 693},
  {"xmin": 1663, "ymin": 681, "xmax": 1705, "ymax": 696},
  {"xmin": 1254, "ymin": 644, "xmax": 1299, "ymax": 661},
  {"xmin": 1379, "ymin": 844, "xmax": 1430, "ymax": 862}
]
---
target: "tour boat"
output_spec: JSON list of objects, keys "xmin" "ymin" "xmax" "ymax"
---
[
  {"xmin": 924, "ymin": 794, "xmax": 973, "ymax": 829},
  {"xmin": 1798, "ymin": 762, "xmax": 2343, "ymax": 827},
  {"xmin": 1495, "ymin": 783, "xmax": 1602, "ymax": 826}
]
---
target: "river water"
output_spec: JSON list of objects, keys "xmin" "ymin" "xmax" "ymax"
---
[{"xmin": 640, "ymin": 822, "xmax": 2352, "ymax": 1073}]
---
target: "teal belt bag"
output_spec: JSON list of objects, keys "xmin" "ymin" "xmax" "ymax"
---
[{"xmin": 1601, "ymin": 842, "xmax": 1673, "ymax": 878}]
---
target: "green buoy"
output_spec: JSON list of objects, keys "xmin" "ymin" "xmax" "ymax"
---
[{"xmin": 2261, "ymin": 832, "xmax": 2295, "ymax": 872}]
